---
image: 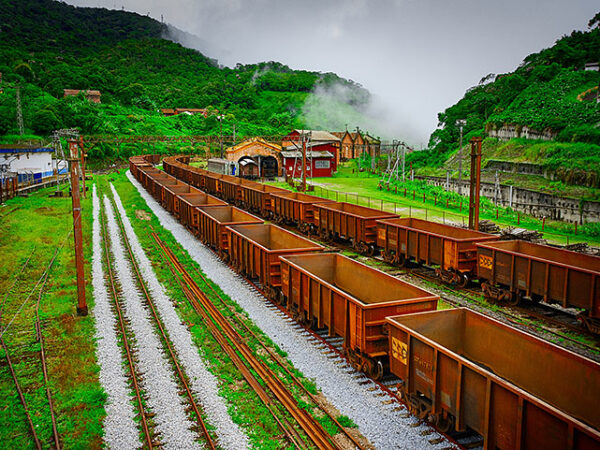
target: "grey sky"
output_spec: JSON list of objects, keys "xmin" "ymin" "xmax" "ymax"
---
[{"xmin": 64, "ymin": 0, "xmax": 598, "ymax": 145}]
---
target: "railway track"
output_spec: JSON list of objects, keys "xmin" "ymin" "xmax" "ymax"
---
[
  {"xmin": 108, "ymin": 196, "xmax": 216, "ymax": 449},
  {"xmin": 0, "ymin": 246, "xmax": 61, "ymax": 450},
  {"xmin": 99, "ymin": 205, "xmax": 154, "ymax": 448},
  {"xmin": 150, "ymin": 230, "xmax": 353, "ymax": 450}
]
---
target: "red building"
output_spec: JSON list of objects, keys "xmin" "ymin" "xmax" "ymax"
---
[
  {"xmin": 281, "ymin": 149, "xmax": 335, "ymax": 178},
  {"xmin": 282, "ymin": 130, "xmax": 341, "ymax": 171}
]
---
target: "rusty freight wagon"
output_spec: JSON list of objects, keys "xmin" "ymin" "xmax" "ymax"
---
[
  {"xmin": 377, "ymin": 217, "xmax": 497, "ymax": 286},
  {"xmin": 197, "ymin": 206, "xmax": 263, "ymax": 258},
  {"xmin": 238, "ymin": 181, "xmax": 288, "ymax": 216},
  {"xmin": 313, "ymin": 202, "xmax": 398, "ymax": 255},
  {"xmin": 217, "ymin": 174, "xmax": 243, "ymax": 204},
  {"xmin": 227, "ymin": 223, "xmax": 324, "ymax": 298},
  {"xmin": 280, "ymin": 253, "xmax": 438, "ymax": 379},
  {"xmin": 476, "ymin": 240, "xmax": 600, "ymax": 333},
  {"xmin": 203, "ymin": 171, "xmax": 224, "ymax": 196},
  {"xmin": 163, "ymin": 183, "xmax": 206, "ymax": 218},
  {"xmin": 271, "ymin": 191, "xmax": 336, "ymax": 233},
  {"xmin": 179, "ymin": 192, "xmax": 227, "ymax": 232},
  {"xmin": 386, "ymin": 308, "xmax": 600, "ymax": 449}
]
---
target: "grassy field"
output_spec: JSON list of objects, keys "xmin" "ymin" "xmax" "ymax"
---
[
  {"xmin": 275, "ymin": 164, "xmax": 600, "ymax": 246},
  {"xmin": 0, "ymin": 182, "xmax": 104, "ymax": 449}
]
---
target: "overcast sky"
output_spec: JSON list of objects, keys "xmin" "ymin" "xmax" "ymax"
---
[{"xmin": 65, "ymin": 0, "xmax": 598, "ymax": 145}]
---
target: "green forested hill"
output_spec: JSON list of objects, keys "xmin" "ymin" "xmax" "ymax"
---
[
  {"xmin": 428, "ymin": 19, "xmax": 600, "ymax": 154},
  {"xmin": 0, "ymin": 0, "xmax": 368, "ymax": 157}
]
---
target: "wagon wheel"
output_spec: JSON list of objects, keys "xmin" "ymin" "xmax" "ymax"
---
[
  {"xmin": 456, "ymin": 273, "xmax": 470, "ymax": 289},
  {"xmin": 366, "ymin": 244, "xmax": 376, "ymax": 257},
  {"xmin": 433, "ymin": 412, "xmax": 454, "ymax": 433},
  {"xmin": 394, "ymin": 254, "xmax": 407, "ymax": 268},
  {"xmin": 382, "ymin": 250, "xmax": 395, "ymax": 264},
  {"xmin": 503, "ymin": 290, "xmax": 520, "ymax": 306}
]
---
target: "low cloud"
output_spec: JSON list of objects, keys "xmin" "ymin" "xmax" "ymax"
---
[{"xmin": 301, "ymin": 80, "xmax": 422, "ymax": 145}]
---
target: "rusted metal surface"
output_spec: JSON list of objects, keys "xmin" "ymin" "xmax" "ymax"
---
[
  {"xmin": 477, "ymin": 239, "xmax": 600, "ymax": 332},
  {"xmin": 197, "ymin": 205, "xmax": 263, "ymax": 254},
  {"xmin": 314, "ymin": 201, "xmax": 398, "ymax": 255},
  {"xmin": 280, "ymin": 252, "xmax": 438, "ymax": 379},
  {"xmin": 217, "ymin": 174, "xmax": 243, "ymax": 204},
  {"xmin": 238, "ymin": 181, "xmax": 288, "ymax": 216},
  {"xmin": 227, "ymin": 223, "xmax": 324, "ymax": 296},
  {"xmin": 377, "ymin": 217, "xmax": 496, "ymax": 285},
  {"xmin": 68, "ymin": 139, "xmax": 87, "ymax": 316},
  {"xmin": 386, "ymin": 308, "xmax": 600, "ymax": 449},
  {"xmin": 178, "ymin": 193, "xmax": 227, "ymax": 232},
  {"xmin": 468, "ymin": 137, "xmax": 482, "ymax": 231},
  {"xmin": 271, "ymin": 191, "xmax": 335, "ymax": 232}
]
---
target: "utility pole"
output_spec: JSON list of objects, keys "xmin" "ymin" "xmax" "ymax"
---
[
  {"xmin": 456, "ymin": 119, "xmax": 466, "ymax": 195},
  {"xmin": 68, "ymin": 138, "xmax": 88, "ymax": 316},
  {"xmin": 301, "ymin": 132, "xmax": 307, "ymax": 192},
  {"xmin": 219, "ymin": 114, "xmax": 224, "ymax": 159},
  {"xmin": 468, "ymin": 137, "xmax": 482, "ymax": 231},
  {"xmin": 79, "ymin": 136, "xmax": 87, "ymax": 199},
  {"xmin": 15, "ymin": 84, "xmax": 24, "ymax": 136},
  {"xmin": 402, "ymin": 144, "xmax": 406, "ymax": 182}
]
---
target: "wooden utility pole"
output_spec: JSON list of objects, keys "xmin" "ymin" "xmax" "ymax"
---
[
  {"xmin": 301, "ymin": 133, "xmax": 307, "ymax": 192},
  {"xmin": 468, "ymin": 137, "xmax": 482, "ymax": 231},
  {"xmin": 78, "ymin": 136, "xmax": 87, "ymax": 199},
  {"xmin": 68, "ymin": 139, "xmax": 88, "ymax": 316}
]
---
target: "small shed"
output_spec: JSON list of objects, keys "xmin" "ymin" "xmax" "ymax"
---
[
  {"xmin": 63, "ymin": 89, "xmax": 101, "ymax": 103},
  {"xmin": 281, "ymin": 150, "xmax": 334, "ymax": 178}
]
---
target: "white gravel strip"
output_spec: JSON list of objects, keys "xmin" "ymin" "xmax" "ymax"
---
[
  {"xmin": 127, "ymin": 170, "xmax": 451, "ymax": 449},
  {"xmin": 103, "ymin": 196, "xmax": 202, "ymax": 450},
  {"xmin": 92, "ymin": 186, "xmax": 141, "ymax": 450},
  {"xmin": 110, "ymin": 183, "xmax": 250, "ymax": 449}
]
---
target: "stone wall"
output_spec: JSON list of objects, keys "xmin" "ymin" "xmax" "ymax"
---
[
  {"xmin": 484, "ymin": 159, "xmax": 546, "ymax": 176},
  {"xmin": 486, "ymin": 124, "xmax": 557, "ymax": 141},
  {"xmin": 417, "ymin": 175, "xmax": 600, "ymax": 224}
]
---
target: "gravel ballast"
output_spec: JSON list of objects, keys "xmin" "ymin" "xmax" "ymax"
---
[
  {"xmin": 110, "ymin": 184, "xmax": 250, "ymax": 450},
  {"xmin": 103, "ymin": 196, "xmax": 201, "ymax": 450},
  {"xmin": 127, "ymin": 170, "xmax": 450, "ymax": 449},
  {"xmin": 91, "ymin": 186, "xmax": 141, "ymax": 449}
]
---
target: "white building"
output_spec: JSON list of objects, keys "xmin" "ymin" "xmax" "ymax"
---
[{"xmin": 0, "ymin": 147, "xmax": 67, "ymax": 183}]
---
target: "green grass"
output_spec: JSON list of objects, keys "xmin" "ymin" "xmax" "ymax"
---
[
  {"xmin": 0, "ymin": 182, "xmax": 104, "ymax": 449},
  {"xmin": 108, "ymin": 171, "xmax": 353, "ymax": 448}
]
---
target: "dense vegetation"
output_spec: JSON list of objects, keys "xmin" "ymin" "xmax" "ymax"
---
[
  {"xmin": 0, "ymin": 0, "xmax": 369, "ymax": 158},
  {"xmin": 428, "ymin": 19, "xmax": 600, "ymax": 155}
]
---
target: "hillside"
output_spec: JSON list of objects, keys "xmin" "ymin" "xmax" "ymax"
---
[
  {"xmin": 428, "ymin": 20, "xmax": 600, "ymax": 154},
  {"xmin": 409, "ymin": 16, "xmax": 600, "ymax": 192},
  {"xmin": 0, "ymin": 0, "xmax": 370, "ymax": 158}
]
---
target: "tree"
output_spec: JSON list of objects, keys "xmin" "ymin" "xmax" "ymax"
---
[{"xmin": 32, "ymin": 108, "xmax": 60, "ymax": 135}]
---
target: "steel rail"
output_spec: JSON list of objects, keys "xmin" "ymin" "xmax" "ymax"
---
[
  {"xmin": 187, "ymin": 257, "xmax": 369, "ymax": 450},
  {"xmin": 109, "ymin": 197, "xmax": 216, "ymax": 450},
  {"xmin": 99, "ymin": 207, "xmax": 154, "ymax": 449},
  {"xmin": 151, "ymin": 231, "xmax": 341, "ymax": 450},
  {"xmin": 150, "ymin": 233, "xmax": 308, "ymax": 450},
  {"xmin": 35, "ymin": 248, "xmax": 61, "ymax": 449}
]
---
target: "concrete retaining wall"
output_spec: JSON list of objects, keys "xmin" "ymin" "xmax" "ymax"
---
[{"xmin": 417, "ymin": 175, "xmax": 600, "ymax": 224}]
